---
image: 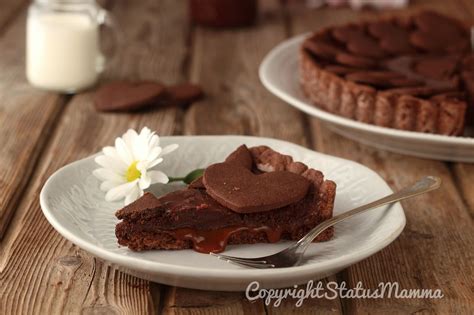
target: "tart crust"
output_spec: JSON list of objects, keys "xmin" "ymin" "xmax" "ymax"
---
[
  {"xmin": 299, "ymin": 11, "xmax": 471, "ymax": 136},
  {"xmin": 115, "ymin": 145, "xmax": 336, "ymax": 252}
]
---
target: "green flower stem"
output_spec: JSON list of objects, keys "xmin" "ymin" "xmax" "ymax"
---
[
  {"xmin": 168, "ymin": 168, "xmax": 205, "ymax": 184},
  {"xmin": 168, "ymin": 177, "xmax": 185, "ymax": 182}
]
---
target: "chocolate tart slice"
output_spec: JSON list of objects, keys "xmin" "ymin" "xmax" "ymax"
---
[
  {"xmin": 115, "ymin": 145, "xmax": 336, "ymax": 253},
  {"xmin": 300, "ymin": 10, "xmax": 474, "ymax": 136}
]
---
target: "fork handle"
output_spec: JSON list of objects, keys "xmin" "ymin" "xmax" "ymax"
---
[{"xmin": 296, "ymin": 176, "xmax": 441, "ymax": 248}]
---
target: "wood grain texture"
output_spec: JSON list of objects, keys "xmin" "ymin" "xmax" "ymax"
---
[
  {"xmin": 0, "ymin": 0, "xmax": 472, "ymax": 314},
  {"xmin": 288, "ymin": 0, "xmax": 474, "ymax": 313},
  {"xmin": 452, "ymin": 163, "xmax": 474, "ymax": 218},
  {"xmin": 266, "ymin": 277, "xmax": 342, "ymax": 315},
  {"xmin": 162, "ymin": 287, "xmax": 265, "ymax": 315},
  {"xmin": 0, "ymin": 0, "xmax": 28, "ymax": 34},
  {"xmin": 0, "ymin": 0, "xmax": 188, "ymax": 313},
  {"xmin": 184, "ymin": 0, "xmax": 308, "ymax": 144},
  {"xmin": 0, "ymin": 12, "xmax": 67, "ymax": 239}
]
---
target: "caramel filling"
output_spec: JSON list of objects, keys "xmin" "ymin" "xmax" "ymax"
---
[{"xmin": 169, "ymin": 226, "xmax": 283, "ymax": 253}]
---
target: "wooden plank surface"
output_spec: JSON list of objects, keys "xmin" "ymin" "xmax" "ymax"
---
[
  {"xmin": 288, "ymin": 0, "xmax": 474, "ymax": 313},
  {"xmin": 0, "ymin": 0, "xmax": 472, "ymax": 314},
  {"xmin": 183, "ymin": 0, "xmax": 309, "ymax": 143},
  {"xmin": 0, "ymin": 0, "xmax": 28, "ymax": 34},
  {"xmin": 162, "ymin": 287, "xmax": 265, "ymax": 315},
  {"xmin": 0, "ymin": 10, "xmax": 67, "ymax": 238},
  {"xmin": 0, "ymin": 0, "xmax": 188, "ymax": 313}
]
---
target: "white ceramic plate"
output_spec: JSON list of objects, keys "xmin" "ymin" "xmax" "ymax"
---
[
  {"xmin": 259, "ymin": 34, "xmax": 474, "ymax": 162},
  {"xmin": 40, "ymin": 136, "xmax": 405, "ymax": 291}
]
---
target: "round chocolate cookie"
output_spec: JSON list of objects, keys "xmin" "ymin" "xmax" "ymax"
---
[
  {"xmin": 164, "ymin": 83, "xmax": 204, "ymax": 106},
  {"xmin": 94, "ymin": 81, "xmax": 166, "ymax": 112},
  {"xmin": 94, "ymin": 81, "xmax": 204, "ymax": 112}
]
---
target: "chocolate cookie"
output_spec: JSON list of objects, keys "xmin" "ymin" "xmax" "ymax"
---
[
  {"xmin": 94, "ymin": 81, "xmax": 204, "ymax": 112},
  {"xmin": 332, "ymin": 25, "xmax": 386, "ymax": 58},
  {"xmin": 410, "ymin": 11, "xmax": 468, "ymax": 52},
  {"xmin": 94, "ymin": 81, "xmax": 166, "ymax": 112},
  {"xmin": 203, "ymin": 162, "xmax": 310, "ymax": 213},
  {"xmin": 368, "ymin": 20, "xmax": 415, "ymax": 54},
  {"xmin": 164, "ymin": 83, "xmax": 204, "ymax": 106},
  {"xmin": 202, "ymin": 145, "xmax": 310, "ymax": 213},
  {"xmin": 224, "ymin": 144, "xmax": 253, "ymax": 169}
]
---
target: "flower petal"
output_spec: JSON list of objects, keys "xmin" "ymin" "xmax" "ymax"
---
[
  {"xmin": 93, "ymin": 168, "xmax": 124, "ymax": 182},
  {"xmin": 115, "ymin": 137, "xmax": 134, "ymax": 164},
  {"xmin": 148, "ymin": 157, "xmax": 163, "ymax": 169},
  {"xmin": 136, "ymin": 160, "xmax": 150, "ymax": 172},
  {"xmin": 139, "ymin": 127, "xmax": 152, "ymax": 139},
  {"xmin": 147, "ymin": 146, "xmax": 162, "ymax": 163},
  {"xmin": 100, "ymin": 180, "xmax": 121, "ymax": 192},
  {"xmin": 122, "ymin": 129, "xmax": 138, "ymax": 149},
  {"xmin": 95, "ymin": 155, "xmax": 128, "ymax": 173},
  {"xmin": 124, "ymin": 186, "xmax": 142, "ymax": 205},
  {"xmin": 139, "ymin": 171, "xmax": 151, "ymax": 190},
  {"xmin": 133, "ymin": 129, "xmax": 152, "ymax": 161},
  {"xmin": 133, "ymin": 143, "xmax": 149, "ymax": 162},
  {"xmin": 148, "ymin": 134, "xmax": 160, "ymax": 148},
  {"xmin": 149, "ymin": 170, "xmax": 169, "ymax": 184},
  {"xmin": 105, "ymin": 180, "xmax": 138, "ymax": 202},
  {"xmin": 102, "ymin": 146, "xmax": 118, "ymax": 158},
  {"xmin": 161, "ymin": 144, "xmax": 179, "ymax": 156}
]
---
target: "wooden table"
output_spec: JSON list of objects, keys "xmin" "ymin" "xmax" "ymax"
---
[{"xmin": 1, "ymin": 0, "xmax": 473, "ymax": 314}]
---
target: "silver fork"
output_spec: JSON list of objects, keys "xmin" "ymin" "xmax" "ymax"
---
[{"xmin": 210, "ymin": 176, "xmax": 441, "ymax": 268}]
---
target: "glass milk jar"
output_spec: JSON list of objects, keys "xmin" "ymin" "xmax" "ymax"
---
[{"xmin": 26, "ymin": 0, "xmax": 115, "ymax": 93}]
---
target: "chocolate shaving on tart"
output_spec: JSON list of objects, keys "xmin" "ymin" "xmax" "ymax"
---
[
  {"xmin": 300, "ymin": 10, "xmax": 473, "ymax": 136},
  {"xmin": 115, "ymin": 145, "xmax": 336, "ymax": 253}
]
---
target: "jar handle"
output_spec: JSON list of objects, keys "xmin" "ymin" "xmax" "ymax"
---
[{"xmin": 96, "ymin": 8, "xmax": 122, "ymax": 74}]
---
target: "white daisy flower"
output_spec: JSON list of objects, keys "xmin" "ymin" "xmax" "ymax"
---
[{"xmin": 93, "ymin": 127, "xmax": 178, "ymax": 205}]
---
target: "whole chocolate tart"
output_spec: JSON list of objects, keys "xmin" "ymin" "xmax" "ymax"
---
[
  {"xmin": 115, "ymin": 145, "xmax": 336, "ymax": 253},
  {"xmin": 300, "ymin": 10, "xmax": 474, "ymax": 136}
]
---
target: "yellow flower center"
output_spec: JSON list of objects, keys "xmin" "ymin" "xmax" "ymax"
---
[{"xmin": 125, "ymin": 161, "xmax": 141, "ymax": 182}]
